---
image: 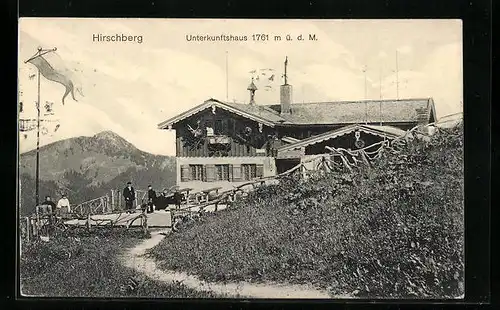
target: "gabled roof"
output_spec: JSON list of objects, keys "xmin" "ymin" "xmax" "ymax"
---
[
  {"xmin": 157, "ymin": 97, "xmax": 436, "ymax": 129},
  {"xmin": 265, "ymin": 98, "xmax": 436, "ymax": 125},
  {"xmin": 157, "ymin": 98, "xmax": 280, "ymax": 129},
  {"xmin": 278, "ymin": 124, "xmax": 406, "ymax": 152}
]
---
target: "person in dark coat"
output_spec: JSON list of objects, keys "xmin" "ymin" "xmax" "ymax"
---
[
  {"xmin": 41, "ymin": 195, "xmax": 56, "ymax": 215},
  {"xmin": 173, "ymin": 190, "xmax": 182, "ymax": 209},
  {"xmin": 147, "ymin": 185, "xmax": 156, "ymax": 213},
  {"xmin": 123, "ymin": 182, "xmax": 136, "ymax": 213}
]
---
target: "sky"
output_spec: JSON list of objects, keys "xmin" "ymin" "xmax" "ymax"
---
[{"xmin": 18, "ymin": 19, "xmax": 463, "ymax": 156}]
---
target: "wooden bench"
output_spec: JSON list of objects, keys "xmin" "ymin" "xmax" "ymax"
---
[{"xmin": 199, "ymin": 187, "xmax": 223, "ymax": 203}]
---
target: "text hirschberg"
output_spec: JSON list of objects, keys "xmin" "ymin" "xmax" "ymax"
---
[{"xmin": 92, "ymin": 34, "xmax": 143, "ymax": 44}]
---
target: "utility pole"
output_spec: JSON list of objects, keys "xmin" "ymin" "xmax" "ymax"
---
[
  {"xmin": 225, "ymin": 51, "xmax": 229, "ymax": 101},
  {"xmin": 379, "ymin": 67, "xmax": 382, "ymax": 126},
  {"xmin": 379, "ymin": 67, "xmax": 382, "ymax": 100},
  {"xmin": 362, "ymin": 65, "xmax": 368, "ymax": 99},
  {"xmin": 396, "ymin": 50, "xmax": 399, "ymax": 100},
  {"xmin": 362, "ymin": 65, "xmax": 368, "ymax": 124}
]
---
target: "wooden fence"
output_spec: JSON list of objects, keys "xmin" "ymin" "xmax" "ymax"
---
[
  {"xmin": 20, "ymin": 189, "xmax": 150, "ymax": 241},
  {"xmin": 73, "ymin": 195, "xmax": 111, "ymax": 215},
  {"xmin": 169, "ymin": 154, "xmax": 334, "ymax": 230}
]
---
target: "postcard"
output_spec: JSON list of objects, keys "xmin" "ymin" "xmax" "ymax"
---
[{"xmin": 18, "ymin": 18, "xmax": 464, "ymax": 299}]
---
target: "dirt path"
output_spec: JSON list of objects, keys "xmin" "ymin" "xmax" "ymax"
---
[{"xmin": 121, "ymin": 230, "xmax": 339, "ymax": 299}]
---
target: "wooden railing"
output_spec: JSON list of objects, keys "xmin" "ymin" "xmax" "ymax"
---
[{"xmin": 73, "ymin": 195, "xmax": 111, "ymax": 216}]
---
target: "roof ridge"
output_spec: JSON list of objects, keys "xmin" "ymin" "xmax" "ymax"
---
[{"xmin": 287, "ymin": 98, "xmax": 432, "ymax": 105}]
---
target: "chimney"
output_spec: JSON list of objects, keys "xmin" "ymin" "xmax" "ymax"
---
[
  {"xmin": 247, "ymin": 77, "xmax": 257, "ymax": 105},
  {"xmin": 280, "ymin": 56, "xmax": 292, "ymax": 114}
]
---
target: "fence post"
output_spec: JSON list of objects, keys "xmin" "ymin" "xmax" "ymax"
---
[
  {"xmin": 301, "ymin": 164, "xmax": 306, "ymax": 179},
  {"xmin": 105, "ymin": 195, "xmax": 109, "ymax": 213},
  {"xmin": 87, "ymin": 213, "xmax": 91, "ymax": 229},
  {"xmin": 111, "ymin": 190, "xmax": 115, "ymax": 211},
  {"xmin": 36, "ymin": 210, "xmax": 40, "ymax": 237},
  {"xmin": 25, "ymin": 217, "xmax": 30, "ymax": 242},
  {"xmin": 170, "ymin": 210, "xmax": 174, "ymax": 229}
]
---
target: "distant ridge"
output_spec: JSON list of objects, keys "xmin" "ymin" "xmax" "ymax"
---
[{"xmin": 19, "ymin": 130, "xmax": 176, "ymax": 215}]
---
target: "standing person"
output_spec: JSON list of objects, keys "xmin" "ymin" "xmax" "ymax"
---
[
  {"xmin": 56, "ymin": 194, "xmax": 71, "ymax": 217},
  {"xmin": 173, "ymin": 189, "xmax": 182, "ymax": 210},
  {"xmin": 147, "ymin": 185, "xmax": 156, "ymax": 213},
  {"xmin": 123, "ymin": 182, "xmax": 136, "ymax": 213},
  {"xmin": 40, "ymin": 195, "xmax": 57, "ymax": 230}
]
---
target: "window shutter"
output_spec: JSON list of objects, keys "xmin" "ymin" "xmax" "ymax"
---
[
  {"xmin": 206, "ymin": 164, "xmax": 216, "ymax": 182},
  {"xmin": 181, "ymin": 165, "xmax": 190, "ymax": 182},
  {"xmin": 229, "ymin": 164, "xmax": 234, "ymax": 181},
  {"xmin": 202, "ymin": 165, "xmax": 207, "ymax": 182},
  {"xmin": 256, "ymin": 164, "xmax": 264, "ymax": 178},
  {"xmin": 232, "ymin": 164, "xmax": 242, "ymax": 182}
]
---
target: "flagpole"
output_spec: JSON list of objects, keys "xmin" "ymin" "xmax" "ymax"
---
[
  {"xmin": 35, "ymin": 47, "xmax": 42, "ymax": 207},
  {"xmin": 25, "ymin": 46, "xmax": 56, "ymax": 207},
  {"xmin": 396, "ymin": 50, "xmax": 399, "ymax": 100}
]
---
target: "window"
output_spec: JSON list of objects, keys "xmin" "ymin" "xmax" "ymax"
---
[
  {"xmin": 242, "ymin": 164, "xmax": 257, "ymax": 181},
  {"xmin": 190, "ymin": 165, "xmax": 204, "ymax": 181},
  {"xmin": 215, "ymin": 119, "xmax": 228, "ymax": 135},
  {"xmin": 215, "ymin": 164, "xmax": 230, "ymax": 181}
]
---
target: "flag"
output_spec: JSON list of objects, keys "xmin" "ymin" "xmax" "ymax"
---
[{"xmin": 27, "ymin": 55, "xmax": 77, "ymax": 105}]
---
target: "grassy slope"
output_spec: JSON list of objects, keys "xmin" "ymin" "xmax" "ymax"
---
[
  {"xmin": 20, "ymin": 228, "xmax": 222, "ymax": 298},
  {"xmin": 148, "ymin": 123, "xmax": 464, "ymax": 299}
]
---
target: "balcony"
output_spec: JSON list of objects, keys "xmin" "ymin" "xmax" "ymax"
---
[{"xmin": 208, "ymin": 135, "xmax": 231, "ymax": 144}]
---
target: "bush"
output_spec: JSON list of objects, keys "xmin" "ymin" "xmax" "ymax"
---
[{"xmin": 148, "ymin": 123, "xmax": 464, "ymax": 298}]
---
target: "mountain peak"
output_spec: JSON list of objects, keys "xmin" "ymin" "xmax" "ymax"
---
[
  {"xmin": 92, "ymin": 130, "xmax": 135, "ymax": 149},
  {"xmin": 93, "ymin": 130, "xmax": 123, "ymax": 140}
]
